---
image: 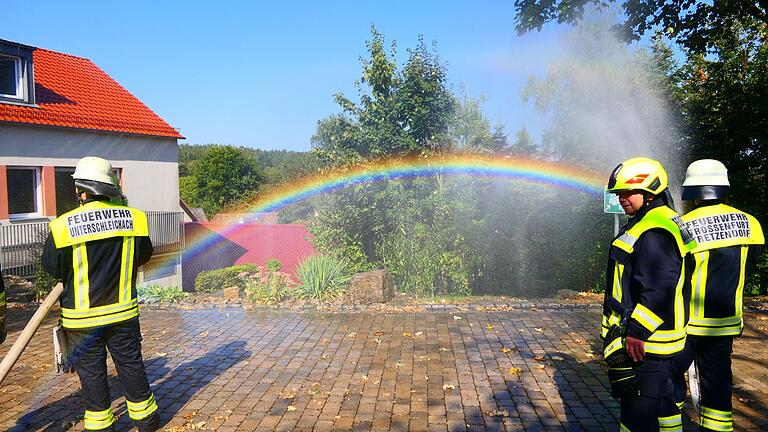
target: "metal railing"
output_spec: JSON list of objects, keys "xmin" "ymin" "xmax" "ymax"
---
[
  {"xmin": 0, "ymin": 221, "xmax": 49, "ymax": 277},
  {"xmin": 145, "ymin": 211, "xmax": 184, "ymax": 255},
  {"xmin": 0, "ymin": 211, "xmax": 184, "ymax": 277}
]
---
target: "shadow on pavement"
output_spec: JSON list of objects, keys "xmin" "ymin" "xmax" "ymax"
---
[{"xmin": 10, "ymin": 340, "xmax": 250, "ymax": 431}]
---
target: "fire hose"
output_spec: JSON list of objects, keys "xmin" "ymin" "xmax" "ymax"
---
[{"xmin": 0, "ymin": 283, "xmax": 63, "ymax": 385}]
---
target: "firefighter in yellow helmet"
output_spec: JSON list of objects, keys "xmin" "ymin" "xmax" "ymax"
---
[
  {"xmin": 671, "ymin": 159, "xmax": 764, "ymax": 431},
  {"xmin": 42, "ymin": 157, "xmax": 160, "ymax": 432},
  {"xmin": 602, "ymin": 157, "xmax": 693, "ymax": 432}
]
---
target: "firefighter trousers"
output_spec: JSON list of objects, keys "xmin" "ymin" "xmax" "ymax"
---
[
  {"xmin": 66, "ymin": 317, "xmax": 160, "ymax": 432},
  {"xmin": 671, "ymin": 336, "xmax": 734, "ymax": 432},
  {"xmin": 620, "ymin": 357, "xmax": 682, "ymax": 432}
]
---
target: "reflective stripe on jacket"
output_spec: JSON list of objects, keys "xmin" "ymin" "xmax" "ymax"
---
[
  {"xmin": 681, "ymin": 204, "xmax": 764, "ymax": 337},
  {"xmin": 44, "ymin": 200, "xmax": 152, "ymax": 329},
  {"xmin": 602, "ymin": 201, "xmax": 695, "ymax": 358}
]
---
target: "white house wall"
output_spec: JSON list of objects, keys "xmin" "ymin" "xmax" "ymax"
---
[{"xmin": 0, "ymin": 123, "xmax": 180, "ymax": 212}]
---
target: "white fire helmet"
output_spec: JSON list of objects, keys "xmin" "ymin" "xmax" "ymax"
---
[
  {"xmin": 72, "ymin": 156, "xmax": 118, "ymax": 186},
  {"xmin": 681, "ymin": 159, "xmax": 730, "ymax": 201}
]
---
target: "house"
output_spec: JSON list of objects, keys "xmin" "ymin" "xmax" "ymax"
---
[{"xmin": 0, "ymin": 39, "xmax": 184, "ymax": 288}]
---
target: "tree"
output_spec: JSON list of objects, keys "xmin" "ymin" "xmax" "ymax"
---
[
  {"xmin": 449, "ymin": 90, "xmax": 495, "ymax": 151},
  {"xmin": 182, "ymin": 145, "xmax": 265, "ymax": 217},
  {"xmin": 514, "ymin": 0, "xmax": 768, "ymax": 53},
  {"xmin": 509, "ymin": 127, "xmax": 539, "ymax": 156},
  {"xmin": 312, "ymin": 26, "xmax": 455, "ymax": 163}
]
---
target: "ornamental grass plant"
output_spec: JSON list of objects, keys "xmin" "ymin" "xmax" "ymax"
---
[{"xmin": 295, "ymin": 255, "xmax": 352, "ymax": 300}]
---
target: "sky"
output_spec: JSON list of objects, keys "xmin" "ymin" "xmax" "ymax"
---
[{"xmin": 4, "ymin": 1, "xmax": 576, "ymax": 151}]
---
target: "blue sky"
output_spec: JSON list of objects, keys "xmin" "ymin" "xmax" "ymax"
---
[{"xmin": 5, "ymin": 1, "xmax": 573, "ymax": 151}]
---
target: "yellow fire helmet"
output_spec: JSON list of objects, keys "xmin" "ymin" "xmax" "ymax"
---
[{"xmin": 607, "ymin": 157, "xmax": 668, "ymax": 195}]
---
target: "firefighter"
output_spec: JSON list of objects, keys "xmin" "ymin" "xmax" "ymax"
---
[
  {"xmin": 602, "ymin": 157, "xmax": 693, "ymax": 432},
  {"xmin": 42, "ymin": 156, "xmax": 160, "ymax": 432},
  {"xmin": 671, "ymin": 159, "xmax": 764, "ymax": 432}
]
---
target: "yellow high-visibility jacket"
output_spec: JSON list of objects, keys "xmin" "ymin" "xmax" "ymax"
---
[
  {"xmin": 602, "ymin": 200, "xmax": 695, "ymax": 357},
  {"xmin": 681, "ymin": 203, "xmax": 764, "ymax": 337},
  {"xmin": 43, "ymin": 199, "xmax": 153, "ymax": 329}
]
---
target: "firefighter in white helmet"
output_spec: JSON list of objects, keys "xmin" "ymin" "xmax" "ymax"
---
[
  {"xmin": 42, "ymin": 156, "xmax": 160, "ymax": 431},
  {"xmin": 671, "ymin": 159, "xmax": 764, "ymax": 432}
]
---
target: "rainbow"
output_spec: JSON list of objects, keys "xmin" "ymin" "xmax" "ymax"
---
[
  {"xmin": 236, "ymin": 153, "xmax": 604, "ymax": 214},
  {"xmin": 149, "ymin": 153, "xmax": 605, "ymax": 281}
]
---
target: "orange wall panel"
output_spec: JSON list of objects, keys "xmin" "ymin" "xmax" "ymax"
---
[
  {"xmin": 41, "ymin": 166, "xmax": 57, "ymax": 217},
  {"xmin": 0, "ymin": 165, "xmax": 8, "ymax": 220}
]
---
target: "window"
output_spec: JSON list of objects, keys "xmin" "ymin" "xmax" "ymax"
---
[
  {"xmin": 55, "ymin": 168, "xmax": 78, "ymax": 216},
  {"xmin": 0, "ymin": 55, "xmax": 24, "ymax": 100},
  {"xmin": 55, "ymin": 166, "xmax": 123, "ymax": 215},
  {"xmin": 7, "ymin": 167, "xmax": 41, "ymax": 218}
]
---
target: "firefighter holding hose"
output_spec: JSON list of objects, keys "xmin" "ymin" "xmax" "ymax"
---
[
  {"xmin": 601, "ymin": 157, "xmax": 693, "ymax": 431},
  {"xmin": 42, "ymin": 156, "xmax": 160, "ymax": 432}
]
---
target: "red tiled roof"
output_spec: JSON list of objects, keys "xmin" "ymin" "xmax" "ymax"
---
[
  {"xmin": 0, "ymin": 48, "xmax": 183, "ymax": 138},
  {"xmin": 184, "ymin": 222, "xmax": 317, "ymax": 283}
]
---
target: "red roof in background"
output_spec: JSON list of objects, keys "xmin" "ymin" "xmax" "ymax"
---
[
  {"xmin": 0, "ymin": 48, "xmax": 183, "ymax": 138},
  {"xmin": 197, "ymin": 223, "xmax": 317, "ymax": 278}
]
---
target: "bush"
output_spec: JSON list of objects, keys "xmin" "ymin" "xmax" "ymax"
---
[
  {"xmin": 265, "ymin": 259, "xmax": 282, "ymax": 272},
  {"xmin": 138, "ymin": 284, "xmax": 188, "ymax": 303},
  {"xmin": 33, "ymin": 262, "xmax": 58, "ymax": 300},
  {"xmin": 295, "ymin": 255, "xmax": 351, "ymax": 300},
  {"xmin": 745, "ymin": 253, "xmax": 768, "ymax": 296},
  {"xmin": 195, "ymin": 264, "xmax": 260, "ymax": 293},
  {"xmin": 381, "ymin": 222, "xmax": 470, "ymax": 297},
  {"xmin": 243, "ymin": 267, "xmax": 294, "ymax": 304}
]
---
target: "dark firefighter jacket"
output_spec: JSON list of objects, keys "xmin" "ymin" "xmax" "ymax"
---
[
  {"xmin": 602, "ymin": 199, "xmax": 694, "ymax": 358},
  {"xmin": 42, "ymin": 198, "xmax": 153, "ymax": 329},
  {"xmin": 681, "ymin": 203, "xmax": 764, "ymax": 337}
]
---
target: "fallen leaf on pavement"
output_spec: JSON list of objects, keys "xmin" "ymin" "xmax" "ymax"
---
[
  {"xmin": 500, "ymin": 347, "xmax": 515, "ymax": 353},
  {"xmin": 287, "ymin": 406, "xmax": 296, "ymax": 412},
  {"xmin": 442, "ymin": 384, "xmax": 455, "ymax": 390},
  {"xmin": 535, "ymin": 328, "xmax": 544, "ymax": 333},
  {"xmin": 487, "ymin": 409, "xmax": 509, "ymax": 417},
  {"xmin": 453, "ymin": 316, "xmax": 462, "ymax": 320},
  {"xmin": 403, "ymin": 332, "xmax": 414, "ymax": 337},
  {"xmin": 155, "ymin": 352, "xmax": 167, "ymax": 357},
  {"xmin": 374, "ymin": 331, "xmax": 385, "ymax": 336},
  {"xmin": 486, "ymin": 323, "xmax": 495, "ymax": 330},
  {"xmin": 508, "ymin": 367, "xmax": 522, "ymax": 375}
]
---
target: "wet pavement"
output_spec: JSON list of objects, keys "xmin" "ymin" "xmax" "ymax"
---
[{"xmin": 0, "ymin": 305, "xmax": 766, "ymax": 431}]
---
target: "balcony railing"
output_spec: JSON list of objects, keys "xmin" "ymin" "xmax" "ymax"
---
[
  {"xmin": 145, "ymin": 211, "xmax": 184, "ymax": 255},
  {"xmin": 0, "ymin": 211, "xmax": 184, "ymax": 277},
  {"xmin": 0, "ymin": 221, "xmax": 49, "ymax": 277}
]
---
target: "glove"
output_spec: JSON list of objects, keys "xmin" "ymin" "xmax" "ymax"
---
[{"xmin": 603, "ymin": 324, "xmax": 640, "ymax": 399}]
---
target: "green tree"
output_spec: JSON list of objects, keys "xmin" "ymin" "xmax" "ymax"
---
[
  {"xmin": 513, "ymin": 0, "xmax": 768, "ymax": 53},
  {"xmin": 449, "ymin": 90, "xmax": 494, "ymax": 151},
  {"xmin": 183, "ymin": 145, "xmax": 264, "ymax": 217},
  {"xmin": 509, "ymin": 127, "xmax": 539, "ymax": 156},
  {"xmin": 312, "ymin": 26, "xmax": 455, "ymax": 163}
]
